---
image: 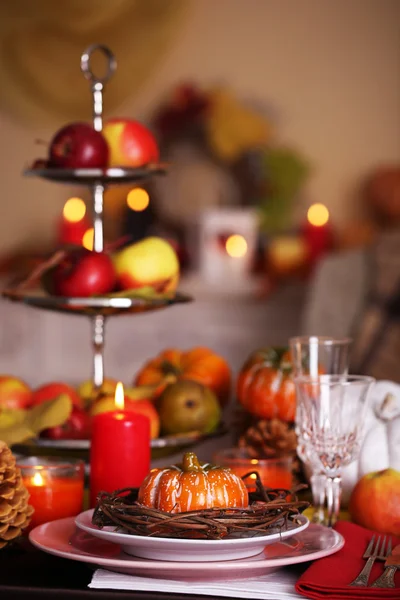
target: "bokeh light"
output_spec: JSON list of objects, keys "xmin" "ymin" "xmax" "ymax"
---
[
  {"xmin": 82, "ymin": 228, "xmax": 94, "ymax": 250},
  {"xmin": 63, "ymin": 197, "xmax": 86, "ymax": 222},
  {"xmin": 307, "ymin": 203, "xmax": 329, "ymax": 227},
  {"xmin": 225, "ymin": 234, "xmax": 248, "ymax": 258},
  {"xmin": 126, "ymin": 188, "xmax": 150, "ymax": 212}
]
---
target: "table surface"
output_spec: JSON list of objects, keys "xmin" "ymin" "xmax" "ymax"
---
[{"xmin": 0, "ymin": 537, "xmax": 307, "ymax": 600}]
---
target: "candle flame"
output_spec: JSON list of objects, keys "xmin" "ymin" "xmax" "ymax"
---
[
  {"xmin": 307, "ymin": 203, "xmax": 329, "ymax": 227},
  {"xmin": 114, "ymin": 382, "xmax": 125, "ymax": 410},
  {"xmin": 32, "ymin": 472, "xmax": 44, "ymax": 487},
  {"xmin": 225, "ymin": 234, "xmax": 248, "ymax": 258}
]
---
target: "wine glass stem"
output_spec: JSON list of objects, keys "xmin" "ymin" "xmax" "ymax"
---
[
  {"xmin": 310, "ymin": 473, "xmax": 327, "ymax": 524},
  {"xmin": 326, "ymin": 475, "xmax": 342, "ymax": 527}
]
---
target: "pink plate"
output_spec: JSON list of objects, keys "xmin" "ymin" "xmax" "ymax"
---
[
  {"xmin": 29, "ymin": 517, "xmax": 344, "ymax": 581},
  {"xmin": 75, "ymin": 509, "xmax": 310, "ymax": 562}
]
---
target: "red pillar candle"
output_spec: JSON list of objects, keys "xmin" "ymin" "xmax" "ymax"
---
[
  {"xmin": 57, "ymin": 215, "xmax": 92, "ymax": 246},
  {"xmin": 90, "ymin": 382, "xmax": 151, "ymax": 507},
  {"xmin": 301, "ymin": 203, "xmax": 333, "ymax": 265}
]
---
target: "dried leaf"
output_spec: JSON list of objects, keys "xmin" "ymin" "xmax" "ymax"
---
[
  {"xmin": 25, "ymin": 394, "xmax": 72, "ymax": 434},
  {"xmin": 0, "ymin": 394, "xmax": 72, "ymax": 446}
]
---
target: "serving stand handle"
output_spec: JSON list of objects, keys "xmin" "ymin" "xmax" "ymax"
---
[{"xmin": 80, "ymin": 44, "xmax": 116, "ymax": 132}]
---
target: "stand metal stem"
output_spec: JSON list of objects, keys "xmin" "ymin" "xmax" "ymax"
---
[
  {"xmin": 93, "ymin": 183, "xmax": 105, "ymax": 253},
  {"xmin": 92, "ymin": 314, "xmax": 106, "ymax": 389},
  {"xmin": 80, "ymin": 44, "xmax": 117, "ymax": 390}
]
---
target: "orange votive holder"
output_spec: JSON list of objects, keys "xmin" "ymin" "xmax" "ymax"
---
[
  {"xmin": 213, "ymin": 448, "xmax": 293, "ymax": 493},
  {"xmin": 18, "ymin": 457, "xmax": 85, "ymax": 530}
]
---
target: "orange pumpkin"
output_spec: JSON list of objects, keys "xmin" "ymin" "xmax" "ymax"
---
[
  {"xmin": 138, "ymin": 451, "xmax": 248, "ymax": 513},
  {"xmin": 134, "ymin": 347, "xmax": 232, "ymax": 406},
  {"xmin": 237, "ymin": 347, "xmax": 296, "ymax": 422}
]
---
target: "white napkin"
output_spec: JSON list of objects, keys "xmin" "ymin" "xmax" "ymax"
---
[{"xmin": 89, "ymin": 567, "xmax": 303, "ymax": 599}]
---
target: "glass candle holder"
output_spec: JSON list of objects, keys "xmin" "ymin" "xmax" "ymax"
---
[
  {"xmin": 213, "ymin": 449, "xmax": 293, "ymax": 492},
  {"xmin": 17, "ymin": 457, "xmax": 84, "ymax": 530}
]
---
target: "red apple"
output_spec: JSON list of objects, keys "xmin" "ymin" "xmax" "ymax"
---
[
  {"xmin": 48, "ymin": 122, "xmax": 109, "ymax": 169},
  {"xmin": 348, "ymin": 468, "xmax": 400, "ymax": 536},
  {"xmin": 102, "ymin": 118, "xmax": 159, "ymax": 168},
  {"xmin": 52, "ymin": 247, "xmax": 116, "ymax": 297},
  {"xmin": 32, "ymin": 382, "xmax": 83, "ymax": 409},
  {"xmin": 0, "ymin": 376, "xmax": 32, "ymax": 409}
]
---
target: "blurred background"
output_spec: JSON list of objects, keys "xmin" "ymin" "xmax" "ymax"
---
[{"xmin": 0, "ymin": 0, "xmax": 399, "ymax": 389}]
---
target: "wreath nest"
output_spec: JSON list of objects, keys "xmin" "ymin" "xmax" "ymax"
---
[{"xmin": 92, "ymin": 472, "xmax": 309, "ymax": 540}]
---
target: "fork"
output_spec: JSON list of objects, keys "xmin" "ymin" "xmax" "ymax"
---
[
  {"xmin": 349, "ymin": 535, "xmax": 388, "ymax": 587},
  {"xmin": 371, "ymin": 539, "xmax": 396, "ymax": 588}
]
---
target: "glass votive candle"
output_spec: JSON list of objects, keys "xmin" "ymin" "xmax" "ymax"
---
[
  {"xmin": 213, "ymin": 448, "xmax": 293, "ymax": 492},
  {"xmin": 17, "ymin": 457, "xmax": 84, "ymax": 530}
]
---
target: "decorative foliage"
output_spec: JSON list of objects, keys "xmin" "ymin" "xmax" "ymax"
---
[
  {"xmin": 259, "ymin": 148, "xmax": 310, "ymax": 234},
  {"xmin": 0, "ymin": 394, "xmax": 72, "ymax": 446},
  {"xmin": 151, "ymin": 83, "xmax": 310, "ymax": 234}
]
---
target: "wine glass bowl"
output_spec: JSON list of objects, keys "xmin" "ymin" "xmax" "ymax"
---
[
  {"xmin": 289, "ymin": 336, "xmax": 352, "ymax": 377},
  {"xmin": 289, "ymin": 336, "xmax": 353, "ymax": 524},
  {"xmin": 294, "ymin": 374, "xmax": 375, "ymax": 526}
]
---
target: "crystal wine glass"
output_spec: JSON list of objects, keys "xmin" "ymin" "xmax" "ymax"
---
[
  {"xmin": 289, "ymin": 336, "xmax": 352, "ymax": 524},
  {"xmin": 294, "ymin": 374, "xmax": 375, "ymax": 527}
]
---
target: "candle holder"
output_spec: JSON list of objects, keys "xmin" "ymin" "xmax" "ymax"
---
[
  {"xmin": 213, "ymin": 448, "xmax": 293, "ymax": 492},
  {"xmin": 17, "ymin": 457, "xmax": 84, "ymax": 529}
]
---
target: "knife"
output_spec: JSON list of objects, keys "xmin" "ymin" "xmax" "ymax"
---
[{"xmin": 371, "ymin": 543, "xmax": 400, "ymax": 588}]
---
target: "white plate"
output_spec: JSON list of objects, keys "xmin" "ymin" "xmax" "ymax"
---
[
  {"xmin": 29, "ymin": 517, "xmax": 344, "ymax": 581},
  {"xmin": 75, "ymin": 509, "xmax": 310, "ymax": 561}
]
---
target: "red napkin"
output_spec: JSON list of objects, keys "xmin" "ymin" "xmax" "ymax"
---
[{"xmin": 296, "ymin": 521, "xmax": 400, "ymax": 599}]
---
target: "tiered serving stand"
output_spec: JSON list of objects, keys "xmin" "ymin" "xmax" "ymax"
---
[{"xmin": 2, "ymin": 45, "xmax": 224, "ymax": 454}]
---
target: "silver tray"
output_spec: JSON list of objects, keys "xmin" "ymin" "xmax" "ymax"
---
[
  {"xmin": 13, "ymin": 425, "xmax": 227, "ymax": 453},
  {"xmin": 24, "ymin": 164, "xmax": 166, "ymax": 186},
  {"xmin": 2, "ymin": 289, "xmax": 192, "ymax": 317}
]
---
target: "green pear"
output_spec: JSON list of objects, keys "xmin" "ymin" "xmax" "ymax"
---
[{"xmin": 157, "ymin": 380, "xmax": 221, "ymax": 435}]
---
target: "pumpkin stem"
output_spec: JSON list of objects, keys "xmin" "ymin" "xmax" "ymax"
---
[
  {"xmin": 160, "ymin": 360, "xmax": 181, "ymax": 378},
  {"xmin": 182, "ymin": 452, "xmax": 202, "ymax": 472}
]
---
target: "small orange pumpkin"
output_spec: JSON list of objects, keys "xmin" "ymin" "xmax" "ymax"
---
[
  {"xmin": 236, "ymin": 347, "xmax": 296, "ymax": 422},
  {"xmin": 134, "ymin": 347, "xmax": 232, "ymax": 406},
  {"xmin": 138, "ymin": 451, "xmax": 248, "ymax": 513}
]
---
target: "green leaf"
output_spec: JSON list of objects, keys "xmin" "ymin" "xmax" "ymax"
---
[
  {"xmin": 0, "ymin": 424, "xmax": 36, "ymax": 447},
  {"xmin": 0, "ymin": 408, "xmax": 27, "ymax": 429},
  {"xmin": 0, "ymin": 394, "xmax": 73, "ymax": 447},
  {"xmin": 25, "ymin": 394, "xmax": 72, "ymax": 434},
  {"xmin": 258, "ymin": 147, "xmax": 310, "ymax": 234}
]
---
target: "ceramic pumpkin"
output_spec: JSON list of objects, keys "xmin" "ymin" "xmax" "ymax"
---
[
  {"xmin": 134, "ymin": 347, "xmax": 232, "ymax": 406},
  {"xmin": 138, "ymin": 451, "xmax": 248, "ymax": 513},
  {"xmin": 333, "ymin": 380, "xmax": 400, "ymax": 505},
  {"xmin": 236, "ymin": 347, "xmax": 296, "ymax": 422}
]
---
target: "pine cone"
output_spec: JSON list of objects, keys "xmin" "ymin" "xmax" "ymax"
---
[
  {"xmin": 238, "ymin": 418, "xmax": 297, "ymax": 458},
  {"xmin": 0, "ymin": 441, "xmax": 34, "ymax": 549}
]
